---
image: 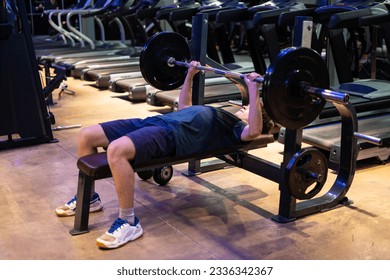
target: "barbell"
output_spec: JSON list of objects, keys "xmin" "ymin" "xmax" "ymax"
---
[
  {"xmin": 166, "ymin": 57, "xmax": 264, "ymax": 84},
  {"xmin": 139, "ymin": 31, "xmax": 349, "ymax": 129}
]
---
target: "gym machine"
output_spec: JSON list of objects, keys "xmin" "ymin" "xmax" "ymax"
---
[
  {"xmin": 50, "ymin": 0, "xmax": 188, "ymax": 83},
  {"xmin": 280, "ymin": 1, "xmax": 390, "ymax": 163},
  {"xmin": 34, "ymin": 0, "xmax": 145, "ymax": 69},
  {"xmin": 0, "ymin": 0, "xmax": 57, "ymax": 149}
]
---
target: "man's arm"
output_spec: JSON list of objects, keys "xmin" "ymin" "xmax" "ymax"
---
[
  {"xmin": 240, "ymin": 73, "xmax": 263, "ymax": 141},
  {"xmin": 177, "ymin": 61, "xmax": 200, "ymax": 110}
]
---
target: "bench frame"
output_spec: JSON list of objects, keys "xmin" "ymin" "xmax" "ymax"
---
[{"xmin": 70, "ymin": 135, "xmax": 275, "ymax": 235}]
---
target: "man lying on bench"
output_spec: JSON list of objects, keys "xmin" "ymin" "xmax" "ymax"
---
[{"xmin": 55, "ymin": 61, "xmax": 264, "ymax": 249}]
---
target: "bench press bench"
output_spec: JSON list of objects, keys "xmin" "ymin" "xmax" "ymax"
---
[{"xmin": 70, "ymin": 134, "xmax": 276, "ymax": 235}]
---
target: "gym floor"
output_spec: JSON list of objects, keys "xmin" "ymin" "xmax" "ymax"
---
[{"xmin": 1, "ymin": 70, "xmax": 390, "ymax": 260}]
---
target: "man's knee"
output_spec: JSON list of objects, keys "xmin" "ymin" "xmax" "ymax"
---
[
  {"xmin": 78, "ymin": 125, "xmax": 108, "ymax": 148},
  {"xmin": 106, "ymin": 136, "xmax": 136, "ymax": 164},
  {"xmin": 78, "ymin": 126, "xmax": 96, "ymax": 143}
]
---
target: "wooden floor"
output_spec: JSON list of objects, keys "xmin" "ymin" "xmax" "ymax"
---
[{"xmin": 1, "ymin": 62, "xmax": 390, "ymax": 261}]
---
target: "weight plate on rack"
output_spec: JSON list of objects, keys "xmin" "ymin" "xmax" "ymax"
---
[{"xmin": 285, "ymin": 147, "xmax": 328, "ymax": 200}]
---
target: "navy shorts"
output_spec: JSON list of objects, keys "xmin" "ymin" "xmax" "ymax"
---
[{"xmin": 100, "ymin": 118, "xmax": 176, "ymax": 164}]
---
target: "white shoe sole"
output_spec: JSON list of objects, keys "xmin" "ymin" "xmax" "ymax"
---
[
  {"xmin": 55, "ymin": 204, "xmax": 103, "ymax": 217},
  {"xmin": 96, "ymin": 228, "xmax": 143, "ymax": 249}
]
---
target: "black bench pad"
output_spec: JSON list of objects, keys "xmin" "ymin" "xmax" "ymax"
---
[{"xmin": 76, "ymin": 134, "xmax": 275, "ymax": 179}]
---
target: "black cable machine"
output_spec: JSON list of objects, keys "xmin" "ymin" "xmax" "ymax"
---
[{"xmin": 0, "ymin": 0, "xmax": 56, "ymax": 150}]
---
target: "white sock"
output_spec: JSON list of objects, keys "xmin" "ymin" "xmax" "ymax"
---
[{"xmin": 119, "ymin": 208, "xmax": 135, "ymax": 225}]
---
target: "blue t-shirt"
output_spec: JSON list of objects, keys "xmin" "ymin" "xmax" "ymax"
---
[{"xmin": 153, "ymin": 105, "xmax": 247, "ymax": 156}]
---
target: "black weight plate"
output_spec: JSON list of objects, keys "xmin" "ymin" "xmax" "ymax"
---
[
  {"xmin": 285, "ymin": 148, "xmax": 328, "ymax": 200},
  {"xmin": 263, "ymin": 47, "xmax": 329, "ymax": 129},
  {"xmin": 139, "ymin": 32, "xmax": 191, "ymax": 91}
]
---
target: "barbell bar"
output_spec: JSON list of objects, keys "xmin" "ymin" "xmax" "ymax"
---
[
  {"xmin": 166, "ymin": 57, "xmax": 265, "ymax": 83},
  {"xmin": 139, "ymin": 32, "xmax": 349, "ymax": 129},
  {"xmin": 169, "ymin": 59, "xmax": 353, "ymax": 113},
  {"xmin": 167, "ymin": 56, "xmax": 351, "ymax": 107}
]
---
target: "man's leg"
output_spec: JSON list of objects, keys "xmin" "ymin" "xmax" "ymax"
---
[
  {"xmin": 96, "ymin": 136, "xmax": 143, "ymax": 249},
  {"xmin": 106, "ymin": 136, "xmax": 136, "ymax": 210},
  {"xmin": 55, "ymin": 125, "xmax": 109, "ymax": 217},
  {"xmin": 77, "ymin": 124, "xmax": 110, "ymax": 157}
]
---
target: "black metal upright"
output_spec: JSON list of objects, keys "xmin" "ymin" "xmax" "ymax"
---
[
  {"xmin": 189, "ymin": 12, "xmax": 208, "ymax": 106},
  {"xmin": 186, "ymin": 13, "xmax": 208, "ymax": 175},
  {"xmin": 0, "ymin": 0, "xmax": 55, "ymax": 150}
]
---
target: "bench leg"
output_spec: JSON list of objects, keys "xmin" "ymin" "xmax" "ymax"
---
[{"xmin": 69, "ymin": 171, "xmax": 93, "ymax": 235}]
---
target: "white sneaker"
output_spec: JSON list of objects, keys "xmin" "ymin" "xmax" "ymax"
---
[
  {"xmin": 55, "ymin": 192, "xmax": 103, "ymax": 217},
  {"xmin": 96, "ymin": 217, "xmax": 143, "ymax": 249}
]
